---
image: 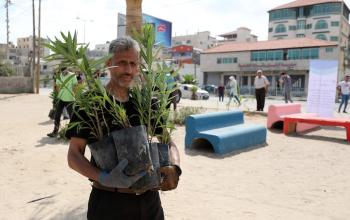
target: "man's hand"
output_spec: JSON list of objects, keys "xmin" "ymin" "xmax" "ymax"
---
[
  {"xmin": 160, "ymin": 165, "xmax": 180, "ymax": 191},
  {"xmin": 99, "ymin": 159, "xmax": 146, "ymax": 188}
]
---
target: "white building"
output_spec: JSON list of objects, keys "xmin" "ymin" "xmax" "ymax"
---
[
  {"xmin": 218, "ymin": 27, "xmax": 258, "ymax": 43},
  {"xmin": 17, "ymin": 36, "xmax": 50, "ymax": 58},
  {"xmin": 268, "ymin": 0, "xmax": 350, "ymax": 74},
  {"xmin": 172, "ymin": 31, "xmax": 217, "ymax": 50}
]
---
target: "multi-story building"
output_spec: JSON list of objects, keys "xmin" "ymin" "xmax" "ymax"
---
[
  {"xmin": 218, "ymin": 27, "xmax": 258, "ymax": 43},
  {"xmin": 172, "ymin": 31, "xmax": 217, "ymax": 50},
  {"xmin": 17, "ymin": 36, "xmax": 50, "ymax": 58},
  {"xmin": 268, "ymin": 0, "xmax": 350, "ymax": 74},
  {"xmin": 200, "ymin": 0, "xmax": 350, "ymax": 96},
  {"xmin": 201, "ymin": 38, "xmax": 338, "ymax": 96}
]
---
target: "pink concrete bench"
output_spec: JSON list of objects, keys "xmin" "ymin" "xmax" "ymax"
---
[{"xmin": 267, "ymin": 103, "xmax": 319, "ymax": 132}]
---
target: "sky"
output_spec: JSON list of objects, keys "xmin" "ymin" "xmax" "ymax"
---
[{"xmin": 1, "ymin": 0, "xmax": 350, "ymax": 49}]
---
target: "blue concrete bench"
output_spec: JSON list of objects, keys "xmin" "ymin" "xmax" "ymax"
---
[{"xmin": 185, "ymin": 111, "xmax": 267, "ymax": 154}]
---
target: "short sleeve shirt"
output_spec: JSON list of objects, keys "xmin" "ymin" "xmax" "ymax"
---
[
  {"xmin": 254, "ymin": 75, "xmax": 269, "ymax": 89},
  {"xmin": 338, "ymin": 81, "xmax": 350, "ymax": 95},
  {"xmin": 56, "ymin": 72, "xmax": 77, "ymax": 102}
]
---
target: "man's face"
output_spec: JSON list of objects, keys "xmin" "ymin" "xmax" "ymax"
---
[
  {"xmin": 345, "ymin": 76, "xmax": 349, "ymax": 82},
  {"xmin": 108, "ymin": 48, "xmax": 139, "ymax": 89},
  {"xmin": 257, "ymin": 72, "xmax": 262, "ymax": 77}
]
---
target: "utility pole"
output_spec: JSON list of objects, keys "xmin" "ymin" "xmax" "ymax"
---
[
  {"xmin": 5, "ymin": 0, "xmax": 12, "ymax": 61},
  {"xmin": 35, "ymin": 0, "xmax": 41, "ymax": 94},
  {"xmin": 32, "ymin": 0, "xmax": 36, "ymax": 93}
]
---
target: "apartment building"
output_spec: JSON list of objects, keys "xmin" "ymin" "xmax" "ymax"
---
[{"xmin": 200, "ymin": 0, "xmax": 350, "ymax": 96}]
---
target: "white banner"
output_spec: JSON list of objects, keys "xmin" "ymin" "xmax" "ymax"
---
[{"xmin": 307, "ymin": 60, "xmax": 338, "ymax": 117}]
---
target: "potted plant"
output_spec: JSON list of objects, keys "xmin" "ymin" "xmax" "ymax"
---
[{"xmin": 45, "ymin": 26, "xmax": 176, "ymax": 193}]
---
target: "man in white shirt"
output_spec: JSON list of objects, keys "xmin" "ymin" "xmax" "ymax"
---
[
  {"xmin": 337, "ymin": 74, "xmax": 350, "ymax": 113},
  {"xmin": 254, "ymin": 69, "xmax": 270, "ymax": 111}
]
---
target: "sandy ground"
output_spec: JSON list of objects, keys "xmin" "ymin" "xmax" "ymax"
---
[{"xmin": 0, "ymin": 93, "xmax": 350, "ymax": 220}]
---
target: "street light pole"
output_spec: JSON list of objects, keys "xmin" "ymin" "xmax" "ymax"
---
[{"xmin": 76, "ymin": 17, "xmax": 93, "ymax": 45}]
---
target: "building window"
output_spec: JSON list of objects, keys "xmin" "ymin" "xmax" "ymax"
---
[
  {"xmin": 287, "ymin": 49, "xmax": 300, "ymax": 60},
  {"xmin": 326, "ymin": 47, "xmax": 334, "ymax": 52},
  {"xmin": 296, "ymin": 34, "xmax": 305, "ymax": 38},
  {"xmin": 316, "ymin": 34, "xmax": 327, "ymax": 40},
  {"xmin": 310, "ymin": 48, "xmax": 319, "ymax": 59},
  {"xmin": 217, "ymin": 57, "xmax": 237, "ymax": 64},
  {"xmin": 330, "ymin": 36, "xmax": 339, "ymax": 41},
  {"xmin": 289, "ymin": 25, "xmax": 296, "ymax": 30},
  {"xmin": 186, "ymin": 40, "xmax": 191, "ymax": 44},
  {"xmin": 297, "ymin": 20, "xmax": 306, "ymax": 29},
  {"xmin": 268, "ymin": 27, "xmax": 273, "ymax": 32},
  {"xmin": 269, "ymin": 8, "xmax": 297, "ymax": 21},
  {"xmin": 275, "ymin": 24, "xmax": 286, "ymax": 33},
  {"xmin": 310, "ymin": 3, "xmax": 341, "ymax": 16},
  {"xmin": 266, "ymin": 50, "xmax": 283, "ymax": 61},
  {"xmin": 287, "ymin": 48, "xmax": 319, "ymax": 60},
  {"xmin": 315, "ymin": 20, "xmax": 328, "ymax": 29},
  {"xmin": 306, "ymin": 24, "xmax": 312, "ymax": 29},
  {"xmin": 251, "ymin": 51, "xmax": 266, "ymax": 61},
  {"xmin": 331, "ymin": 21, "xmax": 339, "ymax": 26},
  {"xmin": 298, "ymin": 7, "xmax": 305, "ymax": 17}
]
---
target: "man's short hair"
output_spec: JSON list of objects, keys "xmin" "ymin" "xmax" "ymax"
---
[
  {"xmin": 280, "ymin": 72, "xmax": 286, "ymax": 75},
  {"xmin": 108, "ymin": 36, "xmax": 140, "ymax": 55},
  {"xmin": 257, "ymin": 69, "xmax": 263, "ymax": 73}
]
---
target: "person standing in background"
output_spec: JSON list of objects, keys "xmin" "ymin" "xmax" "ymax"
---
[
  {"xmin": 254, "ymin": 70, "xmax": 269, "ymax": 111},
  {"xmin": 47, "ymin": 67, "xmax": 77, "ymax": 137},
  {"xmin": 337, "ymin": 74, "xmax": 350, "ymax": 113},
  {"xmin": 218, "ymin": 83, "xmax": 225, "ymax": 102},
  {"xmin": 279, "ymin": 72, "xmax": 293, "ymax": 103},
  {"xmin": 227, "ymin": 76, "xmax": 240, "ymax": 106}
]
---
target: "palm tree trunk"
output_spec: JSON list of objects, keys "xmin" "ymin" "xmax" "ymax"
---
[{"xmin": 125, "ymin": 0, "xmax": 143, "ymax": 37}]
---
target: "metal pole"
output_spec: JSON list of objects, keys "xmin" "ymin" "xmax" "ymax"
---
[
  {"xmin": 83, "ymin": 21, "xmax": 86, "ymax": 45},
  {"xmin": 35, "ymin": 0, "xmax": 41, "ymax": 94},
  {"xmin": 5, "ymin": 0, "xmax": 10, "ymax": 61},
  {"xmin": 32, "ymin": 0, "xmax": 36, "ymax": 93}
]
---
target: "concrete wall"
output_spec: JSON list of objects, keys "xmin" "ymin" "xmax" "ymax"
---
[{"xmin": 0, "ymin": 77, "xmax": 34, "ymax": 93}]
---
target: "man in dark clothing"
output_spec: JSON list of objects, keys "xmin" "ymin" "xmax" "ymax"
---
[
  {"xmin": 66, "ymin": 37, "xmax": 181, "ymax": 220},
  {"xmin": 218, "ymin": 83, "xmax": 225, "ymax": 102}
]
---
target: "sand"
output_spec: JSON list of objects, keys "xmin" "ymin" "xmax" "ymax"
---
[{"xmin": 1, "ymin": 93, "xmax": 350, "ymax": 220}]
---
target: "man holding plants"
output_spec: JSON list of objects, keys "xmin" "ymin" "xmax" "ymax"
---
[{"xmin": 66, "ymin": 37, "xmax": 181, "ymax": 220}]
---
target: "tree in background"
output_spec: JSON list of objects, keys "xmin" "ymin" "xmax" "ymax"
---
[{"xmin": 182, "ymin": 74, "xmax": 197, "ymax": 85}]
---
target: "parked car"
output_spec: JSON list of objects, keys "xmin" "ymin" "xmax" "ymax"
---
[
  {"xmin": 201, "ymin": 84, "xmax": 218, "ymax": 94},
  {"xmin": 178, "ymin": 84, "xmax": 210, "ymax": 100}
]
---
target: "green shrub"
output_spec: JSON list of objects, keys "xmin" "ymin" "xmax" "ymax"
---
[
  {"xmin": 170, "ymin": 107, "xmax": 204, "ymax": 125},
  {"xmin": 0, "ymin": 63, "xmax": 14, "ymax": 77}
]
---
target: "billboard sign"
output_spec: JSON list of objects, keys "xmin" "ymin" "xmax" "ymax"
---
[{"xmin": 117, "ymin": 13, "xmax": 172, "ymax": 48}]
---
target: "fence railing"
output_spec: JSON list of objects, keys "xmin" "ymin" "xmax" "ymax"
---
[{"xmin": 239, "ymin": 86, "xmax": 306, "ymax": 97}]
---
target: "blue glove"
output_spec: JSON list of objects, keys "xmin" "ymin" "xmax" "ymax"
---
[{"xmin": 98, "ymin": 159, "xmax": 146, "ymax": 188}]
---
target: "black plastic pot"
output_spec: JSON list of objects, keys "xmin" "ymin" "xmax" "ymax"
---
[
  {"xmin": 112, "ymin": 125, "xmax": 153, "ymax": 176},
  {"xmin": 131, "ymin": 142, "xmax": 160, "ymax": 193},
  {"xmin": 157, "ymin": 143, "xmax": 170, "ymax": 167},
  {"xmin": 88, "ymin": 134, "xmax": 117, "ymax": 172}
]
